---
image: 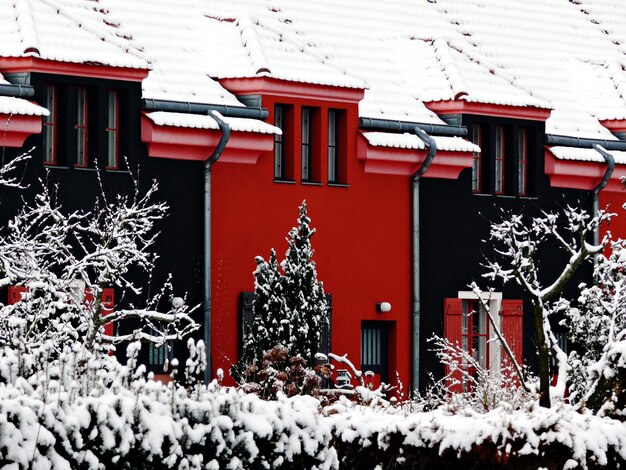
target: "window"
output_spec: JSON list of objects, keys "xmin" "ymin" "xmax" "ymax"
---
[
  {"xmin": 471, "ymin": 124, "xmax": 482, "ymax": 193},
  {"xmin": 148, "ymin": 342, "xmax": 171, "ymax": 372},
  {"xmin": 75, "ymin": 87, "xmax": 88, "ymax": 167},
  {"xmin": 494, "ymin": 126, "xmax": 504, "ymax": 195},
  {"xmin": 105, "ymin": 91, "xmax": 119, "ymax": 168},
  {"xmin": 301, "ymin": 107, "xmax": 313, "ymax": 181},
  {"xmin": 328, "ymin": 109, "xmax": 339, "ymax": 183},
  {"xmin": 444, "ymin": 296, "xmax": 523, "ymax": 392},
  {"xmin": 43, "ymin": 85, "xmax": 57, "ymax": 164},
  {"xmin": 517, "ymin": 128, "xmax": 528, "ymax": 196},
  {"xmin": 274, "ymin": 105, "xmax": 285, "ymax": 179}
]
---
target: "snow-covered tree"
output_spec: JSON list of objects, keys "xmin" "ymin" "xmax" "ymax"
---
[
  {"xmin": 239, "ymin": 201, "xmax": 327, "ymax": 369},
  {"xmin": 281, "ymin": 201, "xmax": 328, "ymax": 364},
  {"xmin": 241, "ymin": 249, "xmax": 288, "ymax": 365},
  {"xmin": 0, "ymin": 172, "xmax": 198, "ymax": 356},
  {"xmin": 483, "ymin": 205, "xmax": 610, "ymax": 407},
  {"xmin": 562, "ymin": 242, "xmax": 626, "ymax": 415}
]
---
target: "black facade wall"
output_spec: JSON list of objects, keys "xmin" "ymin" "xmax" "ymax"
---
[
  {"xmin": 418, "ymin": 115, "xmax": 594, "ymax": 388},
  {"xmin": 0, "ymin": 73, "xmax": 205, "ymax": 366}
]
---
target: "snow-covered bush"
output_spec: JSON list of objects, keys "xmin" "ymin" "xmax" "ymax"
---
[
  {"xmin": 562, "ymin": 243, "xmax": 626, "ymax": 417},
  {"xmin": 239, "ymin": 200, "xmax": 327, "ymax": 371},
  {"xmin": 482, "ymin": 205, "xmax": 610, "ymax": 407},
  {"xmin": 0, "ymin": 173, "xmax": 198, "ymax": 356}
]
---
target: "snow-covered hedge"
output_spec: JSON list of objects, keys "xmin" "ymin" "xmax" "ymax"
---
[{"xmin": 0, "ymin": 344, "xmax": 625, "ymax": 469}]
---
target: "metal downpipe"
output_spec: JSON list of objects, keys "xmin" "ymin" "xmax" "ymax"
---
[
  {"xmin": 0, "ymin": 83, "xmax": 35, "ymax": 98},
  {"xmin": 204, "ymin": 111, "xmax": 231, "ymax": 383},
  {"xmin": 591, "ymin": 145, "xmax": 616, "ymax": 246},
  {"xmin": 411, "ymin": 128, "xmax": 437, "ymax": 394},
  {"xmin": 359, "ymin": 117, "xmax": 467, "ymax": 138}
]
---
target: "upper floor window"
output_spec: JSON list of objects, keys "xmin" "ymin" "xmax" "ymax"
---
[
  {"xmin": 274, "ymin": 104, "xmax": 285, "ymax": 179},
  {"xmin": 471, "ymin": 124, "xmax": 481, "ymax": 193},
  {"xmin": 75, "ymin": 87, "xmax": 88, "ymax": 167},
  {"xmin": 518, "ymin": 128, "xmax": 528, "ymax": 196},
  {"xmin": 301, "ymin": 107, "xmax": 313, "ymax": 181},
  {"xmin": 494, "ymin": 126, "xmax": 505, "ymax": 195},
  {"xmin": 328, "ymin": 109, "xmax": 338, "ymax": 183},
  {"xmin": 43, "ymin": 85, "xmax": 57, "ymax": 165},
  {"xmin": 106, "ymin": 91, "xmax": 119, "ymax": 169}
]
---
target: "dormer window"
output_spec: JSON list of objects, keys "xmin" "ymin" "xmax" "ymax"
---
[
  {"xmin": 75, "ymin": 87, "xmax": 88, "ymax": 167},
  {"xmin": 106, "ymin": 90, "xmax": 119, "ymax": 169},
  {"xmin": 43, "ymin": 85, "xmax": 57, "ymax": 165}
]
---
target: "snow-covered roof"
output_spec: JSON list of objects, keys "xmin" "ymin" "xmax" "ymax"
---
[
  {"xmin": 362, "ymin": 132, "xmax": 479, "ymax": 154},
  {"xmin": 0, "ymin": 0, "xmax": 147, "ymax": 70},
  {"xmin": 145, "ymin": 111, "xmax": 279, "ymax": 135},
  {"xmin": 4, "ymin": 0, "xmax": 626, "ymax": 158}
]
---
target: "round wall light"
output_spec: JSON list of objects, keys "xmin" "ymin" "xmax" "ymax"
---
[{"xmin": 376, "ymin": 302, "xmax": 392, "ymax": 313}]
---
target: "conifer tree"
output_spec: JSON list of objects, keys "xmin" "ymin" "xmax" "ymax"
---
[
  {"xmin": 281, "ymin": 201, "xmax": 327, "ymax": 365},
  {"xmin": 239, "ymin": 201, "xmax": 328, "ymax": 369}
]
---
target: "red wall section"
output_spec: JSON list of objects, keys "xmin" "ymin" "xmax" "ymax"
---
[
  {"xmin": 210, "ymin": 93, "xmax": 412, "ymax": 388},
  {"xmin": 600, "ymin": 190, "xmax": 626, "ymax": 241}
]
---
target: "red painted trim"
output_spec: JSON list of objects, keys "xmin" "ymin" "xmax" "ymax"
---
[
  {"xmin": 141, "ymin": 114, "xmax": 274, "ymax": 163},
  {"xmin": 0, "ymin": 57, "xmax": 148, "ymax": 82},
  {"xmin": 0, "ymin": 113, "xmax": 42, "ymax": 147},
  {"xmin": 544, "ymin": 148, "xmax": 626, "ymax": 192},
  {"xmin": 425, "ymin": 100, "xmax": 552, "ymax": 121},
  {"xmin": 357, "ymin": 134, "xmax": 473, "ymax": 179},
  {"xmin": 219, "ymin": 77, "xmax": 365, "ymax": 103},
  {"xmin": 600, "ymin": 119, "xmax": 626, "ymax": 134}
]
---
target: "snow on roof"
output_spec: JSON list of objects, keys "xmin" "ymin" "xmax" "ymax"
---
[
  {"xmin": 362, "ymin": 132, "xmax": 479, "ymax": 154},
  {"xmin": 201, "ymin": 15, "xmax": 366, "ymax": 89},
  {"xmin": 550, "ymin": 146, "xmax": 626, "ymax": 165},
  {"xmin": 0, "ymin": 0, "xmax": 147, "ymax": 70},
  {"xmin": 0, "ymin": 95, "xmax": 48, "ymax": 116},
  {"xmin": 146, "ymin": 111, "xmax": 279, "ymax": 135}
]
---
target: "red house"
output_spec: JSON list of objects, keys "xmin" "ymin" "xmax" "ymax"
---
[{"xmin": 1, "ymin": 0, "xmax": 626, "ymax": 392}]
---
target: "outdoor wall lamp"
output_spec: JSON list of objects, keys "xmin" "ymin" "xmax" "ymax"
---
[{"xmin": 376, "ymin": 302, "xmax": 391, "ymax": 313}]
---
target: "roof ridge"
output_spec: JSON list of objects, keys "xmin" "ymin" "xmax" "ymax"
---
[
  {"xmin": 12, "ymin": 0, "xmax": 40, "ymax": 56},
  {"xmin": 38, "ymin": 0, "xmax": 148, "ymax": 66},
  {"xmin": 431, "ymin": 38, "xmax": 468, "ymax": 100},
  {"xmin": 236, "ymin": 16, "xmax": 272, "ymax": 75}
]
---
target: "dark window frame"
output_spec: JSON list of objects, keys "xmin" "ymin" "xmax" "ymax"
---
[
  {"xmin": 43, "ymin": 85, "xmax": 57, "ymax": 165},
  {"xmin": 471, "ymin": 123, "xmax": 482, "ymax": 193},
  {"xmin": 74, "ymin": 86, "xmax": 88, "ymax": 168},
  {"xmin": 328, "ymin": 109, "xmax": 339, "ymax": 183},
  {"xmin": 494, "ymin": 126, "xmax": 505, "ymax": 195},
  {"xmin": 105, "ymin": 90, "xmax": 120, "ymax": 169},
  {"xmin": 301, "ymin": 107, "xmax": 313, "ymax": 182}
]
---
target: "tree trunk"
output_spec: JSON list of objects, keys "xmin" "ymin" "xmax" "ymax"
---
[{"xmin": 534, "ymin": 303, "xmax": 551, "ymax": 408}]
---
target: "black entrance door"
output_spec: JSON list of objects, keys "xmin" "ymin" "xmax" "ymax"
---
[{"xmin": 361, "ymin": 321, "xmax": 389, "ymax": 384}]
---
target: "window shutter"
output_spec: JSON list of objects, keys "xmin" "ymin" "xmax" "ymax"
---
[
  {"xmin": 500, "ymin": 299, "xmax": 523, "ymax": 368},
  {"xmin": 239, "ymin": 292, "xmax": 255, "ymax": 355},
  {"xmin": 443, "ymin": 298, "xmax": 464, "ymax": 393},
  {"xmin": 7, "ymin": 286, "xmax": 28, "ymax": 305}
]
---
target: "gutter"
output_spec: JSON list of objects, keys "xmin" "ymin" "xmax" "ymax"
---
[
  {"xmin": 204, "ymin": 111, "xmax": 231, "ymax": 383},
  {"xmin": 142, "ymin": 98, "xmax": 268, "ymax": 120},
  {"xmin": 545, "ymin": 134, "xmax": 626, "ymax": 152},
  {"xmin": 0, "ymin": 83, "xmax": 34, "ymax": 99},
  {"xmin": 359, "ymin": 117, "xmax": 467, "ymax": 138},
  {"xmin": 411, "ymin": 127, "xmax": 438, "ymax": 395},
  {"xmin": 591, "ymin": 145, "xmax": 616, "ymax": 245}
]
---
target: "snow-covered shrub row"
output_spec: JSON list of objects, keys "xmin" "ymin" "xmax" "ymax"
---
[{"xmin": 0, "ymin": 341, "xmax": 624, "ymax": 469}]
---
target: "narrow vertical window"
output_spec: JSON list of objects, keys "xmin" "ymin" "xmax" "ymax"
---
[
  {"xmin": 274, "ymin": 105, "xmax": 285, "ymax": 179},
  {"xmin": 43, "ymin": 85, "xmax": 56, "ymax": 165},
  {"xmin": 106, "ymin": 91, "xmax": 119, "ymax": 168},
  {"xmin": 301, "ymin": 107, "xmax": 312, "ymax": 181},
  {"xmin": 471, "ymin": 124, "xmax": 481, "ymax": 193},
  {"xmin": 328, "ymin": 109, "xmax": 338, "ymax": 183},
  {"xmin": 75, "ymin": 87, "xmax": 88, "ymax": 167},
  {"xmin": 518, "ymin": 128, "xmax": 528, "ymax": 196},
  {"xmin": 462, "ymin": 301, "xmax": 489, "ymax": 390},
  {"xmin": 494, "ymin": 126, "xmax": 504, "ymax": 195}
]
